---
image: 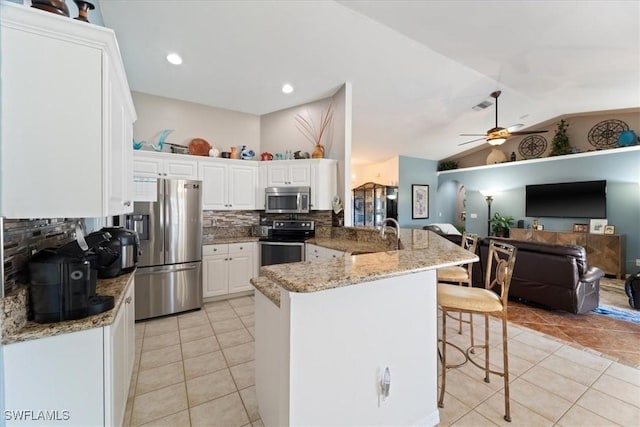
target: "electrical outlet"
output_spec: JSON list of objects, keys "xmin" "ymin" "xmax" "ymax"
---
[
  {"xmin": 636, "ymin": 259, "xmax": 640, "ymax": 267},
  {"xmin": 470, "ymin": 213, "xmax": 478, "ymax": 219}
]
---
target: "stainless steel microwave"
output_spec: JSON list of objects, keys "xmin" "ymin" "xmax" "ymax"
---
[{"xmin": 265, "ymin": 186, "xmax": 310, "ymax": 214}]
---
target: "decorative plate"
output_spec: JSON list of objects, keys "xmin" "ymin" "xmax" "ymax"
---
[
  {"xmin": 188, "ymin": 138, "xmax": 211, "ymax": 156},
  {"xmin": 588, "ymin": 119, "xmax": 629, "ymax": 148},
  {"xmin": 518, "ymin": 135, "xmax": 547, "ymax": 159}
]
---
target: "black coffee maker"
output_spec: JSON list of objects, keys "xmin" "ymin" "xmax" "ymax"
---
[
  {"xmin": 29, "ymin": 231, "xmax": 116, "ymax": 323},
  {"xmin": 29, "ymin": 249, "xmax": 94, "ymax": 323}
]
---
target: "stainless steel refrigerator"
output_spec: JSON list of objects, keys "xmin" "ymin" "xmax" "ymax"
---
[{"xmin": 127, "ymin": 178, "xmax": 202, "ymax": 320}]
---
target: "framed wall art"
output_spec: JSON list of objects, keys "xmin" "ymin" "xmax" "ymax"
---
[
  {"xmin": 604, "ymin": 225, "xmax": 615, "ymax": 235},
  {"xmin": 589, "ymin": 219, "xmax": 608, "ymax": 234},
  {"xmin": 411, "ymin": 184, "xmax": 429, "ymax": 219},
  {"xmin": 573, "ymin": 223, "xmax": 589, "ymax": 233}
]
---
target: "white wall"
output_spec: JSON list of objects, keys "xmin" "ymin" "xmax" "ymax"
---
[
  {"xmin": 352, "ymin": 157, "xmax": 399, "ymax": 188},
  {"xmin": 332, "ymin": 83, "xmax": 353, "ymax": 226},
  {"xmin": 260, "ymin": 84, "xmax": 352, "ymax": 222},
  {"xmin": 131, "ymin": 91, "xmax": 260, "ymax": 154},
  {"xmin": 260, "ymin": 97, "xmax": 334, "ymax": 157}
]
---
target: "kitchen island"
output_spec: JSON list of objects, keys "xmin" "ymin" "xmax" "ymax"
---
[{"xmin": 251, "ymin": 228, "xmax": 477, "ymax": 427}]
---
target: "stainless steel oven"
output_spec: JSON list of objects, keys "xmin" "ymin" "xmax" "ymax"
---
[
  {"xmin": 265, "ymin": 186, "xmax": 310, "ymax": 214},
  {"xmin": 259, "ymin": 220, "xmax": 314, "ymax": 267}
]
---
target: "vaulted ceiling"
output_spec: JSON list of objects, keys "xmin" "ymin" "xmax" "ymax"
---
[{"xmin": 99, "ymin": 0, "xmax": 640, "ymax": 164}]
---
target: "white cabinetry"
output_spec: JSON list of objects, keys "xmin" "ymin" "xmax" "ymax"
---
[
  {"xmin": 3, "ymin": 277, "xmax": 136, "ymax": 427},
  {"xmin": 0, "ymin": 3, "xmax": 136, "ymax": 218},
  {"xmin": 203, "ymin": 242, "xmax": 258, "ymax": 298},
  {"xmin": 199, "ymin": 159, "xmax": 257, "ymax": 210},
  {"xmin": 133, "ymin": 151, "xmax": 198, "ymax": 179},
  {"xmin": 306, "ymin": 243, "xmax": 346, "ymax": 261},
  {"xmin": 104, "ymin": 282, "xmax": 135, "ymax": 426},
  {"xmin": 259, "ymin": 159, "xmax": 337, "ymax": 210},
  {"xmin": 265, "ymin": 161, "xmax": 311, "ymax": 186},
  {"xmin": 310, "ymin": 159, "xmax": 338, "ymax": 210}
]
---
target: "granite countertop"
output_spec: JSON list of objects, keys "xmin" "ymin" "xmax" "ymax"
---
[
  {"xmin": 202, "ymin": 236, "xmax": 260, "ymax": 245},
  {"xmin": 1, "ymin": 272, "xmax": 135, "ymax": 345},
  {"xmin": 254, "ymin": 229, "xmax": 477, "ymax": 306},
  {"xmin": 305, "ymin": 237, "xmax": 397, "ymax": 254}
]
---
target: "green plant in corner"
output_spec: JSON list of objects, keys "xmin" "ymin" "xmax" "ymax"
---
[
  {"xmin": 550, "ymin": 119, "xmax": 572, "ymax": 156},
  {"xmin": 437, "ymin": 160, "xmax": 458, "ymax": 171},
  {"xmin": 489, "ymin": 212, "xmax": 514, "ymax": 237}
]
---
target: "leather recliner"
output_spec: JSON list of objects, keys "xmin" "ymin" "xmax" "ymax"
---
[{"xmin": 471, "ymin": 237, "xmax": 604, "ymax": 314}]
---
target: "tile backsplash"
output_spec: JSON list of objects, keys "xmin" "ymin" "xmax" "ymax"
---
[{"xmin": 2, "ymin": 218, "xmax": 79, "ymax": 295}]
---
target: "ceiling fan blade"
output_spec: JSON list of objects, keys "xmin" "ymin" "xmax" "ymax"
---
[
  {"xmin": 458, "ymin": 137, "xmax": 486, "ymax": 146},
  {"xmin": 459, "ymin": 133, "xmax": 487, "ymax": 136},
  {"xmin": 507, "ymin": 123, "xmax": 524, "ymax": 132},
  {"xmin": 510, "ymin": 130, "xmax": 549, "ymax": 135}
]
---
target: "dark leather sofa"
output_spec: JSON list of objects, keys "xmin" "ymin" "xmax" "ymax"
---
[
  {"xmin": 471, "ymin": 237, "xmax": 604, "ymax": 314},
  {"xmin": 424, "ymin": 225, "xmax": 604, "ymax": 313}
]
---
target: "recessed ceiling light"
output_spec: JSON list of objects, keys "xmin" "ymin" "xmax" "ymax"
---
[
  {"xmin": 282, "ymin": 83, "xmax": 294, "ymax": 94},
  {"xmin": 166, "ymin": 53, "xmax": 183, "ymax": 65}
]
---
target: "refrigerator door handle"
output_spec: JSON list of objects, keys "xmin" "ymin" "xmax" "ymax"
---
[{"xmin": 142, "ymin": 264, "xmax": 200, "ymax": 275}]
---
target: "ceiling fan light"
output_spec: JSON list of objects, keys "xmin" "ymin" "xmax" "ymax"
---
[{"xmin": 487, "ymin": 136, "xmax": 507, "ymax": 146}]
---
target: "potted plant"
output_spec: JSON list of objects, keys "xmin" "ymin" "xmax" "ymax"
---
[
  {"xmin": 550, "ymin": 119, "xmax": 572, "ymax": 156},
  {"xmin": 489, "ymin": 212, "xmax": 514, "ymax": 237},
  {"xmin": 437, "ymin": 160, "xmax": 458, "ymax": 171}
]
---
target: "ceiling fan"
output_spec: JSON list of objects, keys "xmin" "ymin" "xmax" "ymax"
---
[{"xmin": 458, "ymin": 91, "xmax": 547, "ymax": 146}]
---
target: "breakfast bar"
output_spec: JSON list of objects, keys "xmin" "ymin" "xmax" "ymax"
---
[{"xmin": 251, "ymin": 229, "xmax": 477, "ymax": 427}]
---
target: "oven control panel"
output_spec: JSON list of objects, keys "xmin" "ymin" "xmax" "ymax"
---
[{"xmin": 272, "ymin": 220, "xmax": 315, "ymax": 231}]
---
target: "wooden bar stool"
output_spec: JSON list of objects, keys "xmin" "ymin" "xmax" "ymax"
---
[
  {"xmin": 437, "ymin": 240, "xmax": 517, "ymax": 422},
  {"xmin": 437, "ymin": 232, "xmax": 480, "ymax": 341}
]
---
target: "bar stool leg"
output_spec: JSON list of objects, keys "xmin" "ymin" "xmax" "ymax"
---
[
  {"xmin": 438, "ymin": 308, "xmax": 447, "ymax": 408},
  {"xmin": 483, "ymin": 314, "xmax": 490, "ymax": 383},
  {"xmin": 502, "ymin": 315, "xmax": 511, "ymax": 422}
]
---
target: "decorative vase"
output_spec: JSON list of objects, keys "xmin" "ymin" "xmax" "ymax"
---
[
  {"xmin": 312, "ymin": 144, "xmax": 325, "ymax": 159},
  {"xmin": 73, "ymin": 0, "xmax": 95, "ymax": 22},
  {"xmin": 618, "ymin": 130, "xmax": 638, "ymax": 147},
  {"xmin": 230, "ymin": 146, "xmax": 238, "ymax": 159},
  {"xmin": 486, "ymin": 148, "xmax": 507, "ymax": 165}
]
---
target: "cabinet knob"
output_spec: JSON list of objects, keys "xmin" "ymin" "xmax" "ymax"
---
[
  {"xmin": 125, "ymin": 296, "xmax": 132, "ymax": 304},
  {"xmin": 239, "ymin": 246, "xmax": 243, "ymax": 250},
  {"xmin": 123, "ymin": 201, "xmax": 131, "ymax": 207}
]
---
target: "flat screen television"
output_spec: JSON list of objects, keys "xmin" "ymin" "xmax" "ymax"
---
[{"xmin": 525, "ymin": 180, "xmax": 606, "ymax": 218}]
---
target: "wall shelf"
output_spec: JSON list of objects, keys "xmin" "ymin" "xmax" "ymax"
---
[{"xmin": 437, "ymin": 145, "xmax": 640, "ymax": 175}]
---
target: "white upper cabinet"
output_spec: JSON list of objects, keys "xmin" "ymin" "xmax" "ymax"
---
[
  {"xmin": 266, "ymin": 161, "xmax": 311, "ymax": 187},
  {"xmin": 198, "ymin": 158, "xmax": 257, "ymax": 210},
  {"xmin": 259, "ymin": 159, "xmax": 337, "ymax": 210},
  {"xmin": 310, "ymin": 159, "xmax": 338, "ymax": 210},
  {"xmin": 133, "ymin": 150, "xmax": 198, "ymax": 180},
  {"xmin": 0, "ymin": 3, "xmax": 136, "ymax": 218}
]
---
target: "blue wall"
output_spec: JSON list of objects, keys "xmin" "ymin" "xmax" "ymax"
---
[
  {"xmin": 398, "ymin": 156, "xmax": 439, "ymax": 228},
  {"xmin": 438, "ymin": 148, "xmax": 640, "ymax": 273}
]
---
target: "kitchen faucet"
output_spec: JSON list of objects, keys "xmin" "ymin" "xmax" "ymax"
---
[{"xmin": 380, "ymin": 217, "xmax": 400, "ymax": 250}]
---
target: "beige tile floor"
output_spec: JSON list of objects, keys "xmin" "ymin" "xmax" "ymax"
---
[{"xmin": 125, "ymin": 294, "xmax": 640, "ymax": 426}]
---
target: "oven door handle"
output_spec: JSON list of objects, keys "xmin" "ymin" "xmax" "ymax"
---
[{"xmin": 260, "ymin": 241, "xmax": 305, "ymax": 246}]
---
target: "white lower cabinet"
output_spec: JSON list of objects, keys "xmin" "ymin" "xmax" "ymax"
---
[
  {"xmin": 203, "ymin": 242, "xmax": 258, "ymax": 298},
  {"xmin": 305, "ymin": 243, "xmax": 346, "ymax": 260},
  {"xmin": 2, "ymin": 279, "xmax": 135, "ymax": 427},
  {"xmin": 104, "ymin": 282, "xmax": 136, "ymax": 426}
]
